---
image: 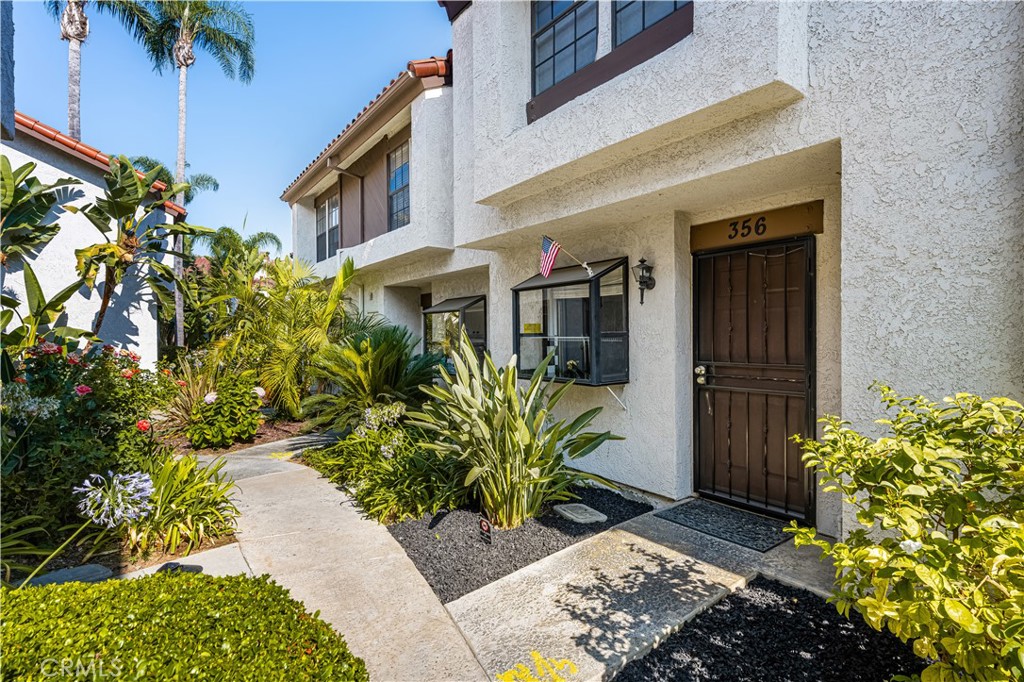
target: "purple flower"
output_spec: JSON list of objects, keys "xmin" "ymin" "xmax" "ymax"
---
[{"xmin": 74, "ymin": 471, "xmax": 154, "ymax": 528}]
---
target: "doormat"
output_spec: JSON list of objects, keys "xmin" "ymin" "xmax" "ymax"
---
[{"xmin": 654, "ymin": 499, "xmax": 791, "ymax": 553}]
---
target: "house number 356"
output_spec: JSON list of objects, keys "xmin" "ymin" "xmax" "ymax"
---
[{"xmin": 728, "ymin": 216, "xmax": 767, "ymax": 240}]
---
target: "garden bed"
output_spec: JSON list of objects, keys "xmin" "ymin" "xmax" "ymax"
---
[
  {"xmin": 160, "ymin": 419, "xmax": 309, "ymax": 456},
  {"xmin": 388, "ymin": 486, "xmax": 652, "ymax": 603},
  {"xmin": 614, "ymin": 577, "xmax": 924, "ymax": 682},
  {"xmin": 48, "ymin": 534, "xmax": 238, "ymax": 577}
]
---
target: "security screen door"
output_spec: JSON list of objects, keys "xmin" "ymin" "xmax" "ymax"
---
[{"xmin": 693, "ymin": 237, "xmax": 815, "ymax": 521}]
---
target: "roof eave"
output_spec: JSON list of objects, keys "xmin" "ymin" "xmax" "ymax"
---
[{"xmin": 281, "ymin": 72, "xmax": 430, "ymax": 204}]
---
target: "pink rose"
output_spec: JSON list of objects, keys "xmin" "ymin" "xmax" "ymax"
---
[
  {"xmin": 38, "ymin": 341, "xmax": 61, "ymax": 355},
  {"xmin": 74, "ymin": 385, "xmax": 93, "ymax": 397},
  {"xmin": 121, "ymin": 369, "xmax": 134, "ymax": 379}
]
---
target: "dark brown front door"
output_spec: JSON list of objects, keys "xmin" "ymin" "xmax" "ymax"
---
[{"xmin": 693, "ymin": 237, "xmax": 815, "ymax": 521}]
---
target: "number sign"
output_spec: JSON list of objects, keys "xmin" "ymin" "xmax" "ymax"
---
[{"xmin": 690, "ymin": 200, "xmax": 824, "ymax": 253}]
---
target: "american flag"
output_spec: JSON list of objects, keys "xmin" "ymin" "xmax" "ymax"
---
[{"xmin": 540, "ymin": 235, "xmax": 561, "ymax": 277}]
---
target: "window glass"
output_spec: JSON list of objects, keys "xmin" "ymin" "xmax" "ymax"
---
[
  {"xmin": 424, "ymin": 297, "xmax": 487, "ymax": 369},
  {"xmin": 613, "ymin": 0, "xmax": 688, "ymax": 46},
  {"xmin": 388, "ymin": 141, "xmax": 410, "ymax": 231},
  {"xmin": 315, "ymin": 203, "xmax": 327, "ymax": 262},
  {"xmin": 327, "ymin": 194, "xmax": 340, "ymax": 256},
  {"xmin": 515, "ymin": 260, "xmax": 628, "ymax": 385},
  {"xmin": 532, "ymin": 1, "xmax": 599, "ymax": 96}
]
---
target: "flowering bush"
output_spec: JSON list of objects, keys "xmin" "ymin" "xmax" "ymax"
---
[
  {"xmin": 1, "ymin": 342, "xmax": 172, "ymax": 531},
  {"xmin": 185, "ymin": 371, "xmax": 262, "ymax": 449},
  {"xmin": 789, "ymin": 387, "xmax": 1024, "ymax": 682}
]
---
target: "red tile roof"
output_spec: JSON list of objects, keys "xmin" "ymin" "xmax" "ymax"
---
[
  {"xmin": 281, "ymin": 53, "xmax": 452, "ymax": 201},
  {"xmin": 13, "ymin": 111, "xmax": 187, "ymax": 218}
]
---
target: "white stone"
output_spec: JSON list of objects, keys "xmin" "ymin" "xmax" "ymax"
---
[{"xmin": 554, "ymin": 503, "xmax": 608, "ymax": 524}]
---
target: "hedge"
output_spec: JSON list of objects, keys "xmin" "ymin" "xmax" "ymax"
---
[{"xmin": 1, "ymin": 573, "xmax": 368, "ymax": 681}]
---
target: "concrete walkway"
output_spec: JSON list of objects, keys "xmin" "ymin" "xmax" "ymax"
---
[
  {"xmin": 446, "ymin": 508, "xmax": 834, "ymax": 681},
  {"xmin": 193, "ymin": 437, "xmax": 488, "ymax": 682}
]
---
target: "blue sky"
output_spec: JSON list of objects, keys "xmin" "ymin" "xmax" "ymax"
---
[{"xmin": 10, "ymin": 1, "xmax": 452, "ymax": 254}]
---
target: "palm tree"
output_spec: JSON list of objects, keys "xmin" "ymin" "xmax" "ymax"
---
[
  {"xmin": 45, "ymin": 1, "xmax": 152, "ymax": 140},
  {"xmin": 142, "ymin": 0, "xmax": 255, "ymax": 347},
  {"xmin": 197, "ymin": 225, "xmax": 281, "ymax": 272},
  {"xmin": 129, "ymin": 155, "xmax": 219, "ymax": 206}
]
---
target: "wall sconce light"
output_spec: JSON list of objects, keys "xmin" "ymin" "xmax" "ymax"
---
[{"xmin": 631, "ymin": 258, "xmax": 656, "ymax": 305}]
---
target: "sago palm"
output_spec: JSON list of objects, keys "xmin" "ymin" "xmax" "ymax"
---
[
  {"xmin": 45, "ymin": 0, "xmax": 152, "ymax": 139},
  {"xmin": 303, "ymin": 326, "xmax": 443, "ymax": 433},
  {"xmin": 141, "ymin": 0, "xmax": 255, "ymax": 347}
]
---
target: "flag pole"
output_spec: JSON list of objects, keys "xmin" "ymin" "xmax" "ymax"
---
[{"xmin": 558, "ymin": 246, "xmax": 593, "ymax": 277}]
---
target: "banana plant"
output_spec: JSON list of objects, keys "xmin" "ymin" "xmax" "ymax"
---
[
  {"xmin": 74, "ymin": 156, "xmax": 211, "ymax": 335},
  {"xmin": 0, "ymin": 155, "xmax": 81, "ymax": 267},
  {"xmin": 1, "ymin": 261, "xmax": 94, "ymax": 381}
]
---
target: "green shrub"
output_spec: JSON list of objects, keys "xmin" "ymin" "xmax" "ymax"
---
[
  {"xmin": 1, "ymin": 573, "xmax": 369, "ymax": 681},
  {"xmin": 789, "ymin": 387, "xmax": 1024, "ymax": 682},
  {"xmin": 408, "ymin": 332, "xmax": 621, "ymax": 529},
  {"xmin": 303, "ymin": 325, "xmax": 442, "ymax": 433},
  {"xmin": 307, "ymin": 403, "xmax": 468, "ymax": 524},
  {"xmin": 186, "ymin": 370, "xmax": 262, "ymax": 449},
  {"xmin": 1, "ymin": 343, "xmax": 167, "ymax": 530},
  {"xmin": 112, "ymin": 420, "xmax": 174, "ymax": 473},
  {"xmin": 125, "ymin": 456, "xmax": 239, "ymax": 556}
]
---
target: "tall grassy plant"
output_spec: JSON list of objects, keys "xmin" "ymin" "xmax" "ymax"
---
[
  {"xmin": 159, "ymin": 354, "xmax": 217, "ymax": 431},
  {"xmin": 408, "ymin": 332, "xmax": 621, "ymax": 529},
  {"xmin": 125, "ymin": 456, "xmax": 238, "ymax": 556},
  {"xmin": 303, "ymin": 326, "xmax": 442, "ymax": 432}
]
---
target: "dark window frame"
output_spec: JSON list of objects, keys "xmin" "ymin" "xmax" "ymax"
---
[
  {"xmin": 326, "ymin": 193, "xmax": 340, "ymax": 257},
  {"xmin": 315, "ymin": 202, "xmax": 328, "ymax": 262},
  {"xmin": 531, "ymin": 1, "xmax": 599, "ymax": 97},
  {"xmin": 526, "ymin": 1, "xmax": 694, "ymax": 123},
  {"xmin": 387, "ymin": 141, "xmax": 411, "ymax": 231},
  {"xmin": 512, "ymin": 258, "xmax": 629, "ymax": 386},
  {"xmin": 612, "ymin": 0, "xmax": 690, "ymax": 47},
  {"xmin": 422, "ymin": 295, "xmax": 488, "ymax": 364}
]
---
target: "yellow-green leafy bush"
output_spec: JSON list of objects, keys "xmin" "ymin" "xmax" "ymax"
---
[
  {"xmin": 1, "ymin": 573, "xmax": 368, "ymax": 681},
  {"xmin": 790, "ymin": 387, "xmax": 1023, "ymax": 682}
]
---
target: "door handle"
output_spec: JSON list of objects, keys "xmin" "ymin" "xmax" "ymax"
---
[{"xmin": 695, "ymin": 365, "xmax": 707, "ymax": 384}]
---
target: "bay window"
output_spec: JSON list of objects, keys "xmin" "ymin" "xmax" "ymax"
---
[{"xmin": 512, "ymin": 258, "xmax": 629, "ymax": 386}]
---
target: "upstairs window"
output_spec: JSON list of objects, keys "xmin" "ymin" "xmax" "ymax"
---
[
  {"xmin": 388, "ymin": 141, "xmax": 410, "ymax": 231},
  {"xmin": 614, "ymin": 0, "xmax": 690, "ymax": 46},
  {"xmin": 327, "ymin": 194, "xmax": 340, "ymax": 256},
  {"xmin": 513, "ymin": 258, "xmax": 628, "ymax": 386},
  {"xmin": 532, "ymin": 1, "xmax": 598, "ymax": 96},
  {"xmin": 315, "ymin": 202, "xmax": 327, "ymax": 262}
]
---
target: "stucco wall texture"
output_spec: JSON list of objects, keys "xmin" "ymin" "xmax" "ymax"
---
[
  {"xmin": 2, "ymin": 136, "xmax": 164, "ymax": 367},
  {"xmin": 292, "ymin": 2, "xmax": 1023, "ymax": 537}
]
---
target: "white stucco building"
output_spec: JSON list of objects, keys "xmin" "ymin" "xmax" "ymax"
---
[
  {"xmin": 284, "ymin": 1, "xmax": 1023, "ymax": 538},
  {"xmin": 2, "ymin": 112, "xmax": 186, "ymax": 367}
]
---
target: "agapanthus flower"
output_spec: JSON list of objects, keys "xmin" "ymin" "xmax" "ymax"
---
[
  {"xmin": 204, "ymin": 392, "xmax": 217, "ymax": 404},
  {"xmin": 136, "ymin": 419, "xmax": 151, "ymax": 432},
  {"xmin": 74, "ymin": 384, "xmax": 93, "ymax": 397},
  {"xmin": 74, "ymin": 471, "xmax": 154, "ymax": 528}
]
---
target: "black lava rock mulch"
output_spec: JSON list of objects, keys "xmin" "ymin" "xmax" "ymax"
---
[
  {"xmin": 615, "ymin": 578, "xmax": 925, "ymax": 682},
  {"xmin": 387, "ymin": 486, "xmax": 653, "ymax": 604}
]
